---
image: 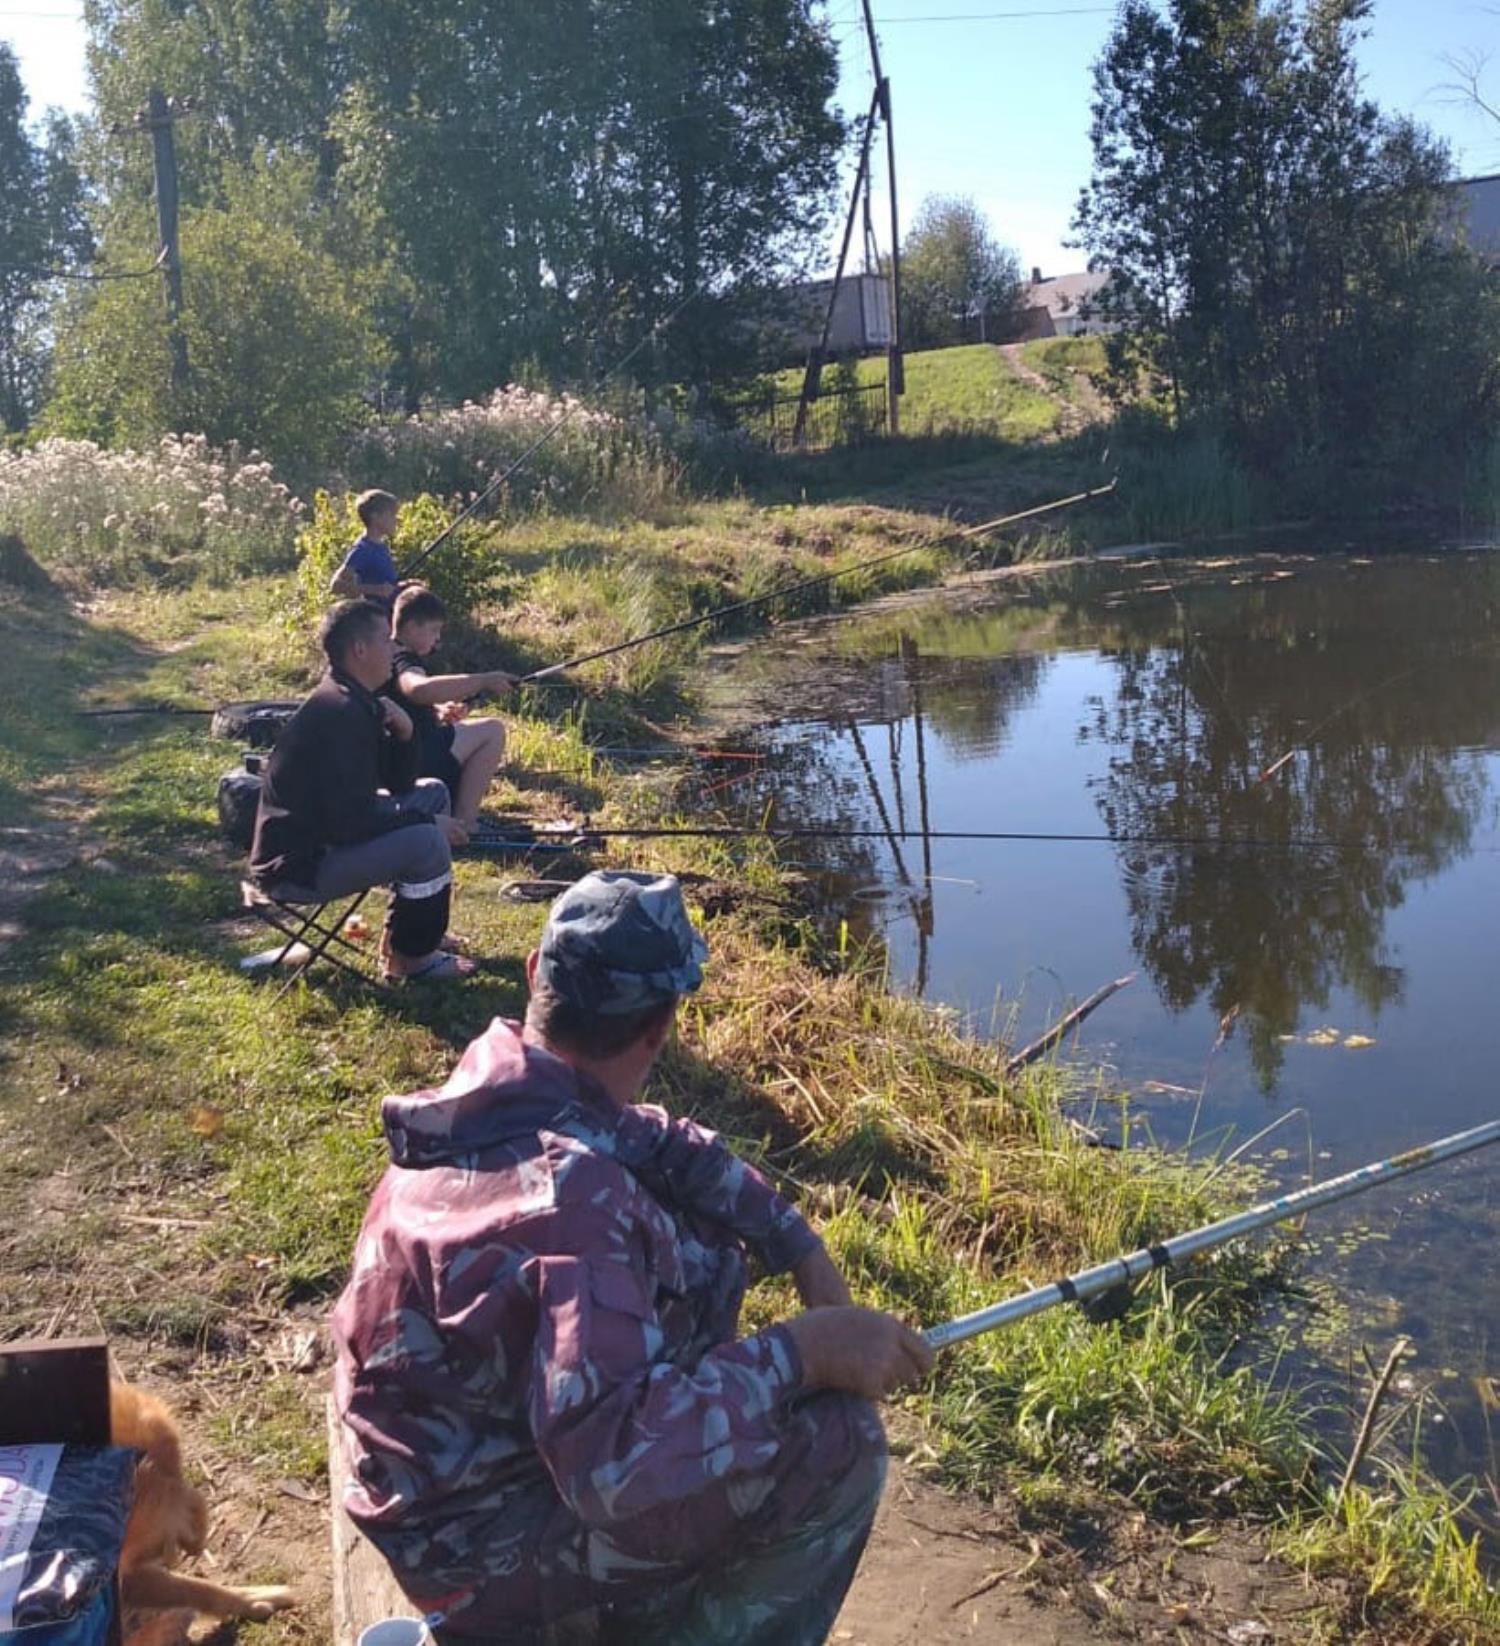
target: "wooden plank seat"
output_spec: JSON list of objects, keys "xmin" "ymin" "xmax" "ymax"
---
[{"xmin": 326, "ymin": 1400, "xmax": 600, "ymax": 1646}]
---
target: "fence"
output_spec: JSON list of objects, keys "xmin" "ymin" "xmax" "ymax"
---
[{"xmin": 727, "ymin": 379, "xmax": 888, "ymax": 452}]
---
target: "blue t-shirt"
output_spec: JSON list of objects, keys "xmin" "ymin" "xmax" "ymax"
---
[{"xmin": 340, "ymin": 534, "xmax": 399, "ymax": 595}]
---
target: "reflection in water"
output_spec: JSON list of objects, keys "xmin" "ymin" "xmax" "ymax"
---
[
  {"xmin": 713, "ymin": 552, "xmax": 1500, "ymax": 1514},
  {"xmin": 1078, "ymin": 565, "xmax": 1496, "ymax": 1085}
]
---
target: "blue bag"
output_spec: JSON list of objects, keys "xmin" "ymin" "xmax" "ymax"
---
[{"xmin": 0, "ymin": 1444, "xmax": 135, "ymax": 1645}]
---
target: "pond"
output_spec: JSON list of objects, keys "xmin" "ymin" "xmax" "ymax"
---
[{"xmin": 711, "ymin": 550, "xmax": 1500, "ymax": 1522}]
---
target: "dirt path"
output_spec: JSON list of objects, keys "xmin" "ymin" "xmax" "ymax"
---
[
  {"xmin": 0, "ymin": 801, "xmax": 111, "ymax": 945},
  {"xmin": 840, "ymin": 1460, "xmax": 1318, "ymax": 1644},
  {"xmin": 1000, "ymin": 342, "xmax": 1108, "ymax": 440}
]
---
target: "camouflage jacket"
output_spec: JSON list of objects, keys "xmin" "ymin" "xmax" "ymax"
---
[{"xmin": 331, "ymin": 1017, "xmax": 822, "ymax": 1609}]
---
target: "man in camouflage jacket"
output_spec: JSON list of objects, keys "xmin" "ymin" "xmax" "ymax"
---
[{"xmin": 332, "ymin": 871, "xmax": 932, "ymax": 1644}]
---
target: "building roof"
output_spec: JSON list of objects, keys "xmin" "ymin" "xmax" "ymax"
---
[{"xmin": 1025, "ymin": 269, "xmax": 1112, "ymax": 318}]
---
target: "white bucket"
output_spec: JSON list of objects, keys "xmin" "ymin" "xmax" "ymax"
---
[{"xmin": 357, "ymin": 1620, "xmax": 434, "ymax": 1646}]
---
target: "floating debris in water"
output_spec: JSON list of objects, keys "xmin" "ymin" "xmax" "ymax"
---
[{"xmin": 1277, "ymin": 1026, "xmax": 1377, "ymax": 1049}]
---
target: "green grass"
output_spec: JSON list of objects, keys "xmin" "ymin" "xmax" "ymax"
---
[
  {"xmin": 1020, "ymin": 335, "xmax": 1108, "ymax": 400},
  {"xmin": 773, "ymin": 343, "xmax": 1062, "ymax": 442},
  {"xmin": 1, "ymin": 507, "xmax": 1495, "ymax": 1640}
]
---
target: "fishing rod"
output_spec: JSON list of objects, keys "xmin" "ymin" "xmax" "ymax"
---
[
  {"xmin": 75, "ymin": 681, "xmax": 579, "ymax": 719},
  {"xmin": 520, "ymin": 480, "xmax": 1119, "ymax": 684},
  {"xmin": 78, "ymin": 705, "xmax": 213, "ymax": 718},
  {"xmin": 924, "ymin": 1117, "xmax": 1500, "ymax": 1350},
  {"xmin": 400, "ymin": 283, "xmax": 706, "ymax": 582},
  {"xmin": 556, "ymin": 820, "xmax": 1405, "ymax": 852},
  {"xmin": 532, "ymin": 745, "xmax": 766, "ymax": 762}
]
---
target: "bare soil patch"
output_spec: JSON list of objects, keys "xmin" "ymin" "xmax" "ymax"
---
[{"xmin": 840, "ymin": 1459, "xmax": 1322, "ymax": 1644}]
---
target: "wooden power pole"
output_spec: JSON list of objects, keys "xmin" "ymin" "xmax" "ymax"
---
[
  {"xmin": 793, "ymin": 88, "xmax": 880, "ymax": 448},
  {"xmin": 860, "ymin": 0, "xmax": 904, "ymax": 435},
  {"xmin": 791, "ymin": 6, "xmax": 905, "ymax": 446},
  {"xmin": 142, "ymin": 89, "xmax": 189, "ymax": 393}
]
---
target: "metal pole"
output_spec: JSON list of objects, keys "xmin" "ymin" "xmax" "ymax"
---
[{"xmin": 924, "ymin": 1118, "xmax": 1500, "ymax": 1350}]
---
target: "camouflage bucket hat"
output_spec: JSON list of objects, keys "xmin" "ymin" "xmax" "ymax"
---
[{"xmin": 537, "ymin": 871, "xmax": 708, "ymax": 1016}]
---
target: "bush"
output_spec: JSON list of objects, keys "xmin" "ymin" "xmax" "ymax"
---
[
  {"xmin": 292, "ymin": 489, "xmax": 503, "ymax": 627},
  {"xmin": 45, "ymin": 170, "xmax": 385, "ymax": 472},
  {"xmin": 1117, "ymin": 414, "xmax": 1257, "ymax": 542},
  {"xmin": 0, "ymin": 435, "xmax": 303, "ymax": 586},
  {"xmin": 340, "ymin": 387, "xmax": 680, "ymax": 519}
]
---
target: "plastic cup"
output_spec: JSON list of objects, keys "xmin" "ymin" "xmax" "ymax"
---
[{"xmin": 357, "ymin": 1621, "xmax": 434, "ymax": 1646}]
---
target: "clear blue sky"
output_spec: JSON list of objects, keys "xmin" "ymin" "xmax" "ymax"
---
[{"xmin": 5, "ymin": 0, "xmax": 1498, "ymax": 275}]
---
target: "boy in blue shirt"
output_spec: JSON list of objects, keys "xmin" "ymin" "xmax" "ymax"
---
[{"xmin": 330, "ymin": 489, "xmax": 400, "ymax": 608}]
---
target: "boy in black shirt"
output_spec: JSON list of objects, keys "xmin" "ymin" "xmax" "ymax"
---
[
  {"xmin": 250, "ymin": 601, "xmax": 473, "ymax": 983},
  {"xmin": 387, "ymin": 585, "xmax": 514, "ymax": 831}
]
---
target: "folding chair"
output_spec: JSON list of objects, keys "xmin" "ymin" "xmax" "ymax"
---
[{"xmin": 240, "ymin": 880, "xmax": 384, "ymax": 997}]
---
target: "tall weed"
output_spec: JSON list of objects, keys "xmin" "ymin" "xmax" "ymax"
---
[
  {"xmin": 341, "ymin": 387, "xmax": 681, "ymax": 519},
  {"xmin": 0, "ymin": 435, "xmax": 303, "ymax": 586},
  {"xmin": 1118, "ymin": 419, "xmax": 1257, "ymax": 541}
]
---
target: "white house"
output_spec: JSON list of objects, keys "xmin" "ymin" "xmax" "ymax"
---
[{"xmin": 1017, "ymin": 267, "xmax": 1119, "ymax": 339}]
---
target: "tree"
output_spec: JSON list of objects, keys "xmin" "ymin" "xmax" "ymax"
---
[
  {"xmin": 899, "ymin": 195, "xmax": 1025, "ymax": 351},
  {"xmin": 1073, "ymin": 0, "xmax": 1500, "ymax": 507},
  {"xmin": 0, "ymin": 47, "xmax": 89, "ymax": 433},
  {"xmin": 1437, "ymin": 18, "xmax": 1500, "ymax": 140},
  {"xmin": 78, "ymin": 0, "xmax": 847, "ymax": 402},
  {"xmin": 46, "ymin": 159, "xmax": 385, "ymax": 468}
]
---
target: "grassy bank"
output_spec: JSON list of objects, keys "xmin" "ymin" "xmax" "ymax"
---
[{"xmin": 1, "ymin": 506, "xmax": 1495, "ymax": 1643}]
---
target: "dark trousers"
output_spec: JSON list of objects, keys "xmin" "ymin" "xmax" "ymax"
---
[
  {"xmin": 287, "ymin": 780, "xmax": 453, "ymax": 960},
  {"xmin": 433, "ymin": 1395, "xmax": 887, "ymax": 1646}
]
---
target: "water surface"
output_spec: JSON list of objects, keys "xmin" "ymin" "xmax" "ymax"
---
[{"xmin": 714, "ymin": 552, "xmax": 1500, "ymax": 1515}]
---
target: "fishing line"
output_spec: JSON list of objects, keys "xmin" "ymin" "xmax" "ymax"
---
[
  {"xmin": 557, "ymin": 821, "xmax": 1464, "ymax": 852},
  {"xmin": 1256, "ymin": 659, "xmax": 1426, "ymax": 785},
  {"xmin": 1149, "ymin": 559, "xmax": 1259, "ymax": 775},
  {"xmin": 519, "ymin": 481, "xmax": 1119, "ymax": 684}
]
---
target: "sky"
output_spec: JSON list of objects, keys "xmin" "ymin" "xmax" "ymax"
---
[{"xmin": 4, "ymin": 0, "xmax": 1499, "ymax": 276}]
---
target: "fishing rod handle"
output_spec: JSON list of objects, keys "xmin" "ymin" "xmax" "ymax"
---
[{"xmin": 923, "ymin": 1116, "xmax": 1500, "ymax": 1351}]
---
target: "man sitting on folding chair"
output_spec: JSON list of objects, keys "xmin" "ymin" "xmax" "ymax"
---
[{"xmin": 249, "ymin": 599, "xmax": 473, "ymax": 985}]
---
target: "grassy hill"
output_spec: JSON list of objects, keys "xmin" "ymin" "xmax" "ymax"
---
[{"xmin": 772, "ymin": 337, "xmax": 1107, "ymax": 443}]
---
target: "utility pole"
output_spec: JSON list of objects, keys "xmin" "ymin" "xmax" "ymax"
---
[
  {"xmin": 861, "ymin": 0, "xmax": 904, "ymax": 436},
  {"xmin": 140, "ymin": 89, "xmax": 189, "ymax": 394},
  {"xmin": 791, "ymin": 4, "xmax": 905, "ymax": 447},
  {"xmin": 793, "ymin": 89, "xmax": 880, "ymax": 448}
]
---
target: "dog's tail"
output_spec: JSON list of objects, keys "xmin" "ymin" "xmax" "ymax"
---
[{"xmin": 110, "ymin": 1382, "xmax": 184, "ymax": 1478}]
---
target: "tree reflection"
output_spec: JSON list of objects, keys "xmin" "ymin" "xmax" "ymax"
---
[
  {"xmin": 1075, "ymin": 559, "xmax": 1500, "ymax": 1083},
  {"xmin": 728, "ymin": 556, "xmax": 1500, "ymax": 1090}
]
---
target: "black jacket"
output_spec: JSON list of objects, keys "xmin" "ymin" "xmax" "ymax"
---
[{"xmin": 249, "ymin": 669, "xmax": 423, "ymax": 888}]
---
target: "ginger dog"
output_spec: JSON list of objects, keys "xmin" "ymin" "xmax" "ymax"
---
[{"xmin": 110, "ymin": 1381, "xmax": 296, "ymax": 1642}]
